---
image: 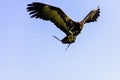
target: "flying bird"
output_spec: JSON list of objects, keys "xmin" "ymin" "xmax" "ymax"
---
[{"xmin": 27, "ymin": 2, "xmax": 100, "ymax": 50}]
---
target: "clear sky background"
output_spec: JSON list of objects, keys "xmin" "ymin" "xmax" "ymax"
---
[{"xmin": 0, "ymin": 0, "xmax": 120, "ymax": 80}]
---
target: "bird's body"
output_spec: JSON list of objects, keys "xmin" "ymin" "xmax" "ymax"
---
[{"xmin": 27, "ymin": 2, "xmax": 100, "ymax": 48}]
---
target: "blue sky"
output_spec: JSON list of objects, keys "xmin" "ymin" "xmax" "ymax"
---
[{"xmin": 0, "ymin": 0, "xmax": 120, "ymax": 80}]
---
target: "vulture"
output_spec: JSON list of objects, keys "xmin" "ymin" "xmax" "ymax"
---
[{"xmin": 27, "ymin": 2, "xmax": 100, "ymax": 50}]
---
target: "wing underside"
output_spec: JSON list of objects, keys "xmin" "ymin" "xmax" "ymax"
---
[
  {"xmin": 82, "ymin": 7, "xmax": 100, "ymax": 23},
  {"xmin": 27, "ymin": 2, "xmax": 73, "ymax": 35}
]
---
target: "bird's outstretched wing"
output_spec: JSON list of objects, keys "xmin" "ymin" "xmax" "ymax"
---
[
  {"xmin": 82, "ymin": 7, "xmax": 100, "ymax": 23},
  {"xmin": 27, "ymin": 2, "xmax": 74, "ymax": 35}
]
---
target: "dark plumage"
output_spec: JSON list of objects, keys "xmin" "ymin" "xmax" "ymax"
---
[{"xmin": 27, "ymin": 2, "xmax": 100, "ymax": 49}]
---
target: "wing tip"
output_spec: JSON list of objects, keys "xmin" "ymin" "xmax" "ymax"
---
[
  {"xmin": 97, "ymin": 6, "xmax": 100, "ymax": 11},
  {"xmin": 93, "ymin": 6, "xmax": 100, "ymax": 11}
]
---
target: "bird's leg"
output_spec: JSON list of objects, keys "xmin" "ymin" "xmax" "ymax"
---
[
  {"xmin": 65, "ymin": 44, "xmax": 70, "ymax": 51},
  {"xmin": 53, "ymin": 35, "xmax": 61, "ymax": 42},
  {"xmin": 69, "ymin": 31, "xmax": 73, "ymax": 35},
  {"xmin": 53, "ymin": 36, "xmax": 71, "ymax": 51}
]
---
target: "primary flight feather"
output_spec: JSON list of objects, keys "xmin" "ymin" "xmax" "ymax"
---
[{"xmin": 27, "ymin": 2, "xmax": 100, "ymax": 47}]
